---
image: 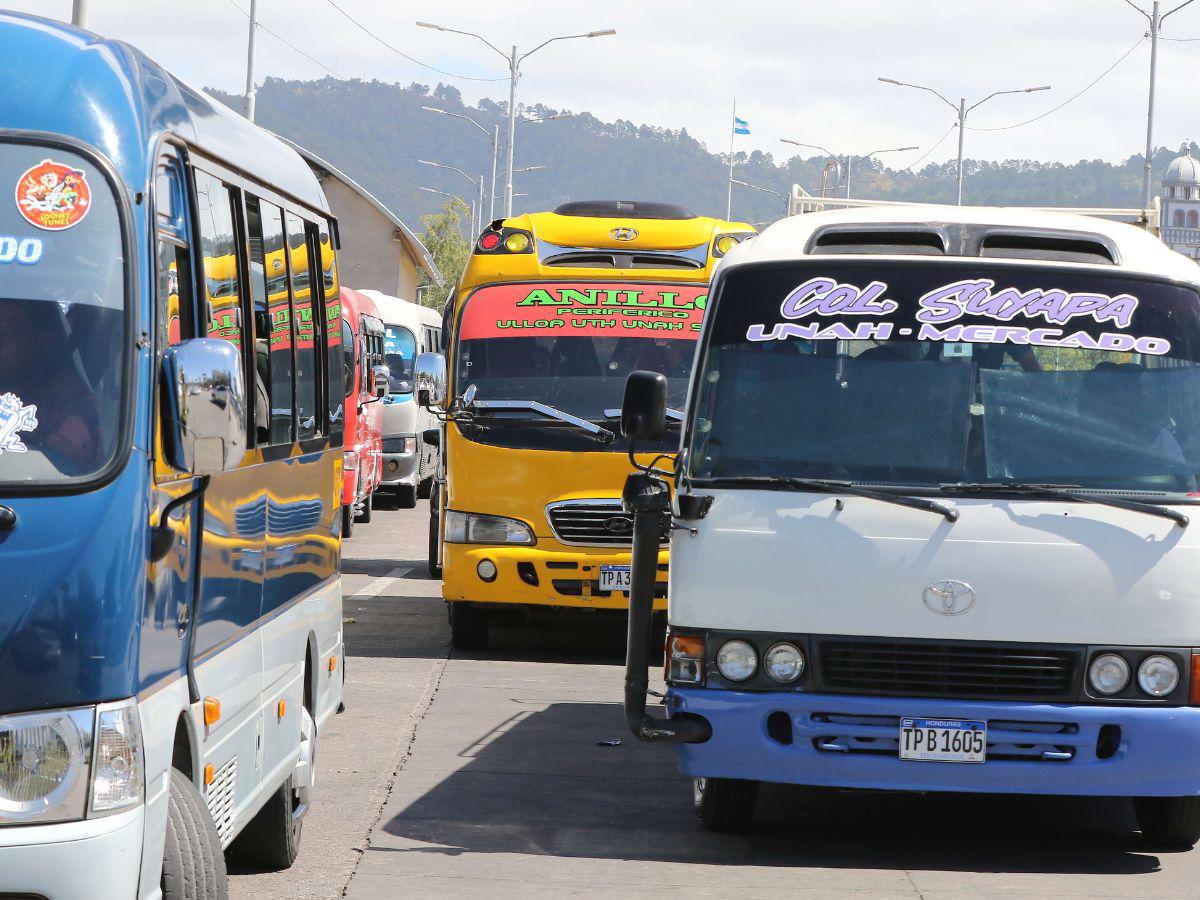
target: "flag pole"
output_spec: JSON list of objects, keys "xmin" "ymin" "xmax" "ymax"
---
[{"xmin": 726, "ymin": 99, "xmax": 736, "ymax": 220}]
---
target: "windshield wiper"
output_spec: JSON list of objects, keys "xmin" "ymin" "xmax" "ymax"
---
[
  {"xmin": 602, "ymin": 407, "xmax": 685, "ymax": 423},
  {"xmin": 468, "ymin": 399, "xmax": 615, "ymax": 444},
  {"xmin": 695, "ymin": 475, "xmax": 958, "ymax": 522},
  {"xmin": 940, "ymin": 482, "xmax": 1188, "ymax": 528}
]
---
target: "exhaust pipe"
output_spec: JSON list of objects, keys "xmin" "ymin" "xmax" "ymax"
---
[{"xmin": 622, "ymin": 472, "xmax": 711, "ymax": 744}]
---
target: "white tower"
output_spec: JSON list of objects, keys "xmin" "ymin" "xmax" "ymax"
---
[{"xmin": 1160, "ymin": 142, "xmax": 1200, "ymax": 261}]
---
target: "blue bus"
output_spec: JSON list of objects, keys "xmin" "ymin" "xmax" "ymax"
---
[{"xmin": 0, "ymin": 14, "xmax": 346, "ymax": 897}]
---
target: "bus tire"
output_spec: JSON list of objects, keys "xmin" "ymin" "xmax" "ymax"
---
[
  {"xmin": 428, "ymin": 509, "xmax": 442, "ymax": 577},
  {"xmin": 355, "ymin": 493, "xmax": 373, "ymax": 524},
  {"xmin": 1135, "ymin": 796, "xmax": 1200, "ymax": 847},
  {"xmin": 397, "ymin": 485, "xmax": 417, "ymax": 509},
  {"xmin": 692, "ymin": 777, "xmax": 757, "ymax": 832},
  {"xmin": 449, "ymin": 603, "xmax": 488, "ymax": 650},
  {"xmin": 418, "ymin": 476, "xmax": 433, "ymax": 500},
  {"xmin": 341, "ymin": 506, "xmax": 354, "ymax": 539},
  {"xmin": 161, "ymin": 769, "xmax": 228, "ymax": 900}
]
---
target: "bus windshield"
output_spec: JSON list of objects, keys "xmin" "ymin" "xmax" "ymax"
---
[
  {"xmin": 690, "ymin": 260, "xmax": 1200, "ymax": 497},
  {"xmin": 455, "ymin": 281, "xmax": 706, "ymax": 424},
  {"xmin": 384, "ymin": 324, "xmax": 416, "ymax": 394},
  {"xmin": 0, "ymin": 143, "xmax": 125, "ymax": 484}
]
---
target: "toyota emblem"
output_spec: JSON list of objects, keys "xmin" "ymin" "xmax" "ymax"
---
[
  {"xmin": 610, "ymin": 227, "xmax": 639, "ymax": 241},
  {"xmin": 922, "ymin": 580, "xmax": 976, "ymax": 616}
]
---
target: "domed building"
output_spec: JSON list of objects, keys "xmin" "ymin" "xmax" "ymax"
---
[{"xmin": 1160, "ymin": 143, "xmax": 1200, "ymax": 260}]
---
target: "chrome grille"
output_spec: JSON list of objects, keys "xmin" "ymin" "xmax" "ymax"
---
[{"xmin": 545, "ymin": 500, "xmax": 668, "ymax": 547}]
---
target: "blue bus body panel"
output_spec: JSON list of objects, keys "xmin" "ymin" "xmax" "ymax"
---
[{"xmin": 0, "ymin": 459, "xmax": 148, "ymax": 715}]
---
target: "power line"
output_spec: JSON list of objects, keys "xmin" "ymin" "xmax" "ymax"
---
[
  {"xmin": 967, "ymin": 34, "xmax": 1146, "ymax": 132},
  {"xmin": 228, "ymin": 0, "xmax": 341, "ymax": 78},
  {"xmin": 320, "ymin": 0, "xmax": 506, "ymax": 82}
]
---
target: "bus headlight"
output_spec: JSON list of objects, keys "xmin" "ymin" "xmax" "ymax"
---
[
  {"xmin": 0, "ymin": 707, "xmax": 91, "ymax": 823},
  {"xmin": 90, "ymin": 701, "xmax": 144, "ymax": 815},
  {"xmin": 1137, "ymin": 655, "xmax": 1180, "ymax": 698},
  {"xmin": 444, "ymin": 510, "xmax": 535, "ymax": 545},
  {"xmin": 1089, "ymin": 653, "xmax": 1131, "ymax": 695},
  {"xmin": 716, "ymin": 640, "xmax": 757, "ymax": 682},
  {"xmin": 764, "ymin": 643, "xmax": 805, "ymax": 683}
]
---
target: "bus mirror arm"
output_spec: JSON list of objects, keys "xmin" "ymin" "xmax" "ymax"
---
[
  {"xmin": 621, "ymin": 471, "xmax": 712, "ymax": 745},
  {"xmin": 150, "ymin": 476, "xmax": 210, "ymax": 564}
]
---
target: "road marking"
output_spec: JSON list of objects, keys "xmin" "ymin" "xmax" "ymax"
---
[{"xmin": 350, "ymin": 566, "xmax": 413, "ymax": 599}]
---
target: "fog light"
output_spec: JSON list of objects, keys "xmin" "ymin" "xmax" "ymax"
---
[
  {"xmin": 764, "ymin": 643, "xmax": 804, "ymax": 683},
  {"xmin": 715, "ymin": 235, "xmax": 738, "ymax": 255},
  {"xmin": 504, "ymin": 232, "xmax": 530, "ymax": 253},
  {"xmin": 1137, "ymin": 655, "xmax": 1179, "ymax": 697},
  {"xmin": 716, "ymin": 640, "xmax": 757, "ymax": 682},
  {"xmin": 387, "ymin": 460, "xmax": 398, "ymax": 473},
  {"xmin": 477, "ymin": 559, "xmax": 497, "ymax": 582},
  {"xmin": 1089, "ymin": 653, "xmax": 1130, "ymax": 695}
]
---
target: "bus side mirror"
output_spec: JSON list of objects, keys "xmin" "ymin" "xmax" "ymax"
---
[
  {"xmin": 422, "ymin": 428, "xmax": 440, "ymax": 448},
  {"xmin": 161, "ymin": 338, "xmax": 248, "ymax": 476},
  {"xmin": 621, "ymin": 370, "xmax": 668, "ymax": 441},
  {"xmin": 371, "ymin": 365, "xmax": 390, "ymax": 400},
  {"xmin": 414, "ymin": 352, "xmax": 447, "ymax": 408}
]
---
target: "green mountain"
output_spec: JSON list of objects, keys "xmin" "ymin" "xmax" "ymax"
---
[{"xmin": 211, "ymin": 77, "xmax": 1183, "ymax": 230}]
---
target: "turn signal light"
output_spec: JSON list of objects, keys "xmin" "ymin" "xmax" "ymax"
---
[
  {"xmin": 277, "ymin": 700, "xmax": 286, "ymax": 720},
  {"xmin": 204, "ymin": 763, "xmax": 214, "ymax": 786},
  {"xmin": 666, "ymin": 633, "xmax": 705, "ymax": 684},
  {"xmin": 203, "ymin": 697, "xmax": 220, "ymax": 726},
  {"xmin": 1190, "ymin": 654, "xmax": 1200, "ymax": 705},
  {"xmin": 504, "ymin": 232, "xmax": 530, "ymax": 253},
  {"xmin": 328, "ymin": 655, "xmax": 337, "ymax": 673}
]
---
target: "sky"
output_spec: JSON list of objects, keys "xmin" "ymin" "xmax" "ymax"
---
[{"xmin": 10, "ymin": 0, "xmax": 1200, "ymax": 168}]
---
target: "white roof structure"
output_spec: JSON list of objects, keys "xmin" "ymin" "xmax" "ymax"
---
[
  {"xmin": 724, "ymin": 204, "xmax": 1200, "ymax": 286},
  {"xmin": 359, "ymin": 290, "xmax": 442, "ymax": 330},
  {"xmin": 1165, "ymin": 147, "xmax": 1200, "ymax": 186}
]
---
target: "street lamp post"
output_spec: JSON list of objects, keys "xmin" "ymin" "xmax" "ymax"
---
[
  {"xmin": 419, "ymin": 160, "xmax": 485, "ymax": 237},
  {"xmin": 419, "ymin": 187, "xmax": 474, "ymax": 239},
  {"xmin": 1124, "ymin": 0, "xmax": 1198, "ymax": 209},
  {"xmin": 243, "ymin": 0, "xmax": 259, "ymax": 122},
  {"xmin": 878, "ymin": 77, "xmax": 1050, "ymax": 204},
  {"xmin": 417, "ymin": 21, "xmax": 614, "ymax": 217},
  {"xmin": 780, "ymin": 140, "xmax": 918, "ymax": 199},
  {"xmin": 730, "ymin": 179, "xmax": 789, "ymax": 217}
]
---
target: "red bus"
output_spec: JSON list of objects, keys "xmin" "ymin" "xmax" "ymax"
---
[{"xmin": 339, "ymin": 286, "xmax": 385, "ymax": 537}]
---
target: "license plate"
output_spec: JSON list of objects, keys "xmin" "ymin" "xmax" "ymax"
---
[
  {"xmin": 599, "ymin": 565, "xmax": 632, "ymax": 593},
  {"xmin": 899, "ymin": 717, "xmax": 987, "ymax": 763}
]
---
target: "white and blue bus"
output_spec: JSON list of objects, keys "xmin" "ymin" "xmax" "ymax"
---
[
  {"xmin": 619, "ymin": 204, "xmax": 1200, "ymax": 846},
  {"xmin": 0, "ymin": 14, "xmax": 345, "ymax": 897}
]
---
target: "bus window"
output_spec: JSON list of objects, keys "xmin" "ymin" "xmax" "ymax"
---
[
  {"xmin": 155, "ymin": 153, "xmax": 191, "ymax": 350},
  {"xmin": 321, "ymin": 220, "xmax": 343, "ymax": 439},
  {"xmin": 246, "ymin": 196, "xmax": 295, "ymax": 446},
  {"xmin": 304, "ymin": 221, "xmax": 328, "ymax": 436},
  {"xmin": 286, "ymin": 212, "xmax": 318, "ymax": 441},
  {"xmin": 341, "ymin": 317, "xmax": 355, "ymax": 397},
  {"xmin": 193, "ymin": 170, "xmax": 242, "ymax": 351}
]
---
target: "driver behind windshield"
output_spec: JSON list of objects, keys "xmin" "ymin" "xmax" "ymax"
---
[{"xmin": 0, "ymin": 298, "xmax": 102, "ymax": 474}]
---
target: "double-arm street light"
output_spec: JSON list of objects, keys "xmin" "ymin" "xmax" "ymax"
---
[
  {"xmin": 730, "ymin": 179, "xmax": 789, "ymax": 217},
  {"xmin": 422, "ymin": 108, "xmax": 572, "ymax": 221},
  {"xmin": 419, "ymin": 186, "xmax": 475, "ymax": 238},
  {"xmin": 419, "ymin": 159, "xmax": 485, "ymax": 237},
  {"xmin": 417, "ymin": 21, "xmax": 615, "ymax": 217},
  {"xmin": 877, "ymin": 78, "xmax": 1050, "ymax": 205},
  {"xmin": 779, "ymin": 140, "xmax": 918, "ymax": 199}
]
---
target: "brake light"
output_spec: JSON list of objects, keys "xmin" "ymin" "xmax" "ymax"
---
[
  {"xmin": 478, "ymin": 231, "xmax": 502, "ymax": 251},
  {"xmin": 1190, "ymin": 654, "xmax": 1200, "ymax": 705}
]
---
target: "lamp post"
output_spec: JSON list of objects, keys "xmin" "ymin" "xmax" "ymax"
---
[
  {"xmin": 730, "ymin": 179, "xmax": 789, "ymax": 217},
  {"xmin": 417, "ymin": 21, "xmax": 614, "ymax": 216},
  {"xmin": 419, "ymin": 187, "xmax": 475, "ymax": 239},
  {"xmin": 780, "ymin": 140, "xmax": 918, "ymax": 199},
  {"xmin": 419, "ymin": 159, "xmax": 485, "ymax": 238},
  {"xmin": 877, "ymin": 77, "xmax": 1050, "ymax": 204},
  {"xmin": 242, "ymin": 0, "xmax": 259, "ymax": 121},
  {"xmin": 1123, "ymin": 0, "xmax": 1198, "ymax": 209}
]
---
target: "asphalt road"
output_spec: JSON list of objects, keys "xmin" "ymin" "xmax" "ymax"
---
[{"xmin": 231, "ymin": 500, "xmax": 1200, "ymax": 899}]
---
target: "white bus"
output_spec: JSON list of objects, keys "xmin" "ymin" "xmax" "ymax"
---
[
  {"xmin": 360, "ymin": 291, "xmax": 442, "ymax": 508},
  {"xmin": 619, "ymin": 204, "xmax": 1200, "ymax": 846}
]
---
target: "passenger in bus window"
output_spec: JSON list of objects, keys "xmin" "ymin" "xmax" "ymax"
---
[{"xmin": 0, "ymin": 299, "xmax": 101, "ymax": 473}]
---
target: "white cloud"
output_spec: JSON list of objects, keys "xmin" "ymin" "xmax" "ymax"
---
[{"xmin": 9, "ymin": 0, "xmax": 1196, "ymax": 165}]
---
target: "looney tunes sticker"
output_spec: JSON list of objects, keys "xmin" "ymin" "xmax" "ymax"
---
[
  {"xmin": 0, "ymin": 392, "xmax": 38, "ymax": 454},
  {"xmin": 15, "ymin": 159, "xmax": 91, "ymax": 231}
]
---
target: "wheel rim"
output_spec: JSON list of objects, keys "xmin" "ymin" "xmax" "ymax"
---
[{"xmin": 693, "ymin": 777, "xmax": 707, "ymax": 805}]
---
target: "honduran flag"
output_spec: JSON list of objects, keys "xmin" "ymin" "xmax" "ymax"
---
[{"xmin": 733, "ymin": 116, "xmax": 750, "ymax": 135}]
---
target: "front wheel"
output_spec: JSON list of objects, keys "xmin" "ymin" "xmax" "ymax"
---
[
  {"xmin": 428, "ymin": 500, "xmax": 442, "ymax": 578},
  {"xmin": 1135, "ymin": 796, "xmax": 1200, "ymax": 847},
  {"xmin": 355, "ymin": 492, "xmax": 373, "ymax": 524},
  {"xmin": 341, "ymin": 505, "xmax": 354, "ymax": 540},
  {"xmin": 417, "ymin": 476, "xmax": 433, "ymax": 500},
  {"xmin": 396, "ymin": 484, "xmax": 417, "ymax": 509},
  {"xmin": 161, "ymin": 769, "xmax": 228, "ymax": 899},
  {"xmin": 693, "ymin": 777, "xmax": 758, "ymax": 832}
]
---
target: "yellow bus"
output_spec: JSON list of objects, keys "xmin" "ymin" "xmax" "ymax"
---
[{"xmin": 418, "ymin": 200, "xmax": 754, "ymax": 648}]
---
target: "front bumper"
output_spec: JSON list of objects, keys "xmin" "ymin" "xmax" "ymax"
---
[
  {"xmin": 380, "ymin": 451, "xmax": 419, "ymax": 488},
  {"xmin": 443, "ymin": 542, "xmax": 669, "ymax": 610},
  {"xmin": 670, "ymin": 688, "xmax": 1200, "ymax": 797},
  {"xmin": 0, "ymin": 805, "xmax": 144, "ymax": 898}
]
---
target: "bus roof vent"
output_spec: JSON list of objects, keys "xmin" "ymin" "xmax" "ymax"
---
[
  {"xmin": 809, "ymin": 228, "xmax": 947, "ymax": 256},
  {"xmin": 553, "ymin": 200, "xmax": 698, "ymax": 220},
  {"xmin": 978, "ymin": 231, "xmax": 1117, "ymax": 265}
]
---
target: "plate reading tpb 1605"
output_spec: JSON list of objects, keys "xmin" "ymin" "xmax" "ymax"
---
[
  {"xmin": 900, "ymin": 717, "xmax": 987, "ymax": 763},
  {"xmin": 599, "ymin": 565, "xmax": 631, "ymax": 593}
]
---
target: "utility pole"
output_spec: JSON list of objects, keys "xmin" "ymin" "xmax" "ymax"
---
[
  {"xmin": 243, "ymin": 0, "xmax": 259, "ymax": 122},
  {"xmin": 727, "ymin": 100, "xmax": 737, "ymax": 220},
  {"xmin": 780, "ymin": 140, "xmax": 916, "ymax": 200},
  {"xmin": 1126, "ymin": 0, "xmax": 1198, "ymax": 209},
  {"xmin": 489, "ymin": 124, "xmax": 500, "ymax": 222},
  {"xmin": 417, "ymin": 22, "xmax": 615, "ymax": 219},
  {"xmin": 71, "ymin": 0, "xmax": 89, "ymax": 27}
]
